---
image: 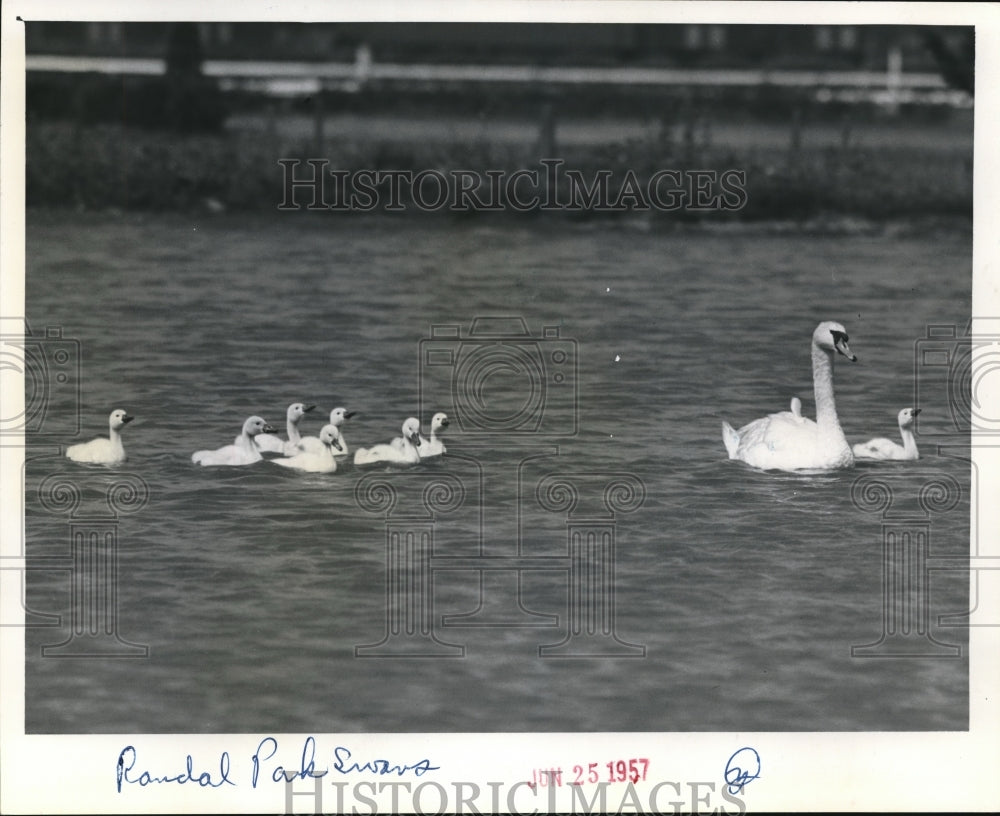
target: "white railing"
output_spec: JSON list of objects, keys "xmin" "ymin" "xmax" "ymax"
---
[{"xmin": 25, "ymin": 51, "xmax": 968, "ymax": 107}]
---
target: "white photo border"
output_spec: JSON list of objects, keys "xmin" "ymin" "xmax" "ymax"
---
[{"xmin": 2, "ymin": 2, "xmax": 998, "ymax": 813}]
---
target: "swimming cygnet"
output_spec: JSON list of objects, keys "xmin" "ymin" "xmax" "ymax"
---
[
  {"xmin": 354, "ymin": 417, "xmax": 422, "ymax": 466},
  {"xmin": 66, "ymin": 409, "xmax": 134, "ymax": 465},
  {"xmin": 298, "ymin": 406, "xmax": 355, "ymax": 457},
  {"xmin": 253, "ymin": 402, "xmax": 315, "ymax": 455},
  {"xmin": 192, "ymin": 416, "xmax": 276, "ymax": 466},
  {"xmin": 853, "ymin": 407, "xmax": 921, "ymax": 461},
  {"xmin": 272, "ymin": 423, "xmax": 343, "ymax": 473},
  {"xmin": 417, "ymin": 412, "xmax": 449, "ymax": 458}
]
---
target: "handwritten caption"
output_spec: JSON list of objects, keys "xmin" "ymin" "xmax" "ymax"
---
[
  {"xmin": 114, "ymin": 737, "xmax": 760, "ymax": 808},
  {"xmin": 115, "ymin": 737, "xmax": 439, "ymax": 792}
]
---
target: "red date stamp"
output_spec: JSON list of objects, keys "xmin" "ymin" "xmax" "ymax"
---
[{"xmin": 528, "ymin": 758, "xmax": 649, "ymax": 788}]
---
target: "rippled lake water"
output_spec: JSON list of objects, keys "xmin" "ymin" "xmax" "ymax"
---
[{"xmin": 23, "ymin": 211, "xmax": 970, "ymax": 732}]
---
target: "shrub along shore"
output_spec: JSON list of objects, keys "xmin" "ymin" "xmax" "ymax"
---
[{"xmin": 25, "ymin": 110, "xmax": 972, "ymax": 226}]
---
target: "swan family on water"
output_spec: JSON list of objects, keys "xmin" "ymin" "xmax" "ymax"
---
[
  {"xmin": 64, "ymin": 321, "xmax": 915, "ymax": 475},
  {"xmin": 192, "ymin": 408, "xmax": 446, "ymax": 470},
  {"xmin": 722, "ymin": 320, "xmax": 921, "ymax": 472},
  {"xmin": 63, "ymin": 400, "xmax": 449, "ymax": 471}
]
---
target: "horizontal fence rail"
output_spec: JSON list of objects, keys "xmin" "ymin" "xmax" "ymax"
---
[{"xmin": 25, "ymin": 53, "xmax": 970, "ymax": 107}]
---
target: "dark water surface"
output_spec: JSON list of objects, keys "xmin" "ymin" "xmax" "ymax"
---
[{"xmin": 24, "ymin": 211, "xmax": 970, "ymax": 732}]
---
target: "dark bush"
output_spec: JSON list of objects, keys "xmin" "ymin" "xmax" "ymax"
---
[
  {"xmin": 25, "ymin": 109, "xmax": 972, "ymax": 223},
  {"xmin": 27, "ymin": 72, "xmax": 227, "ymax": 132}
]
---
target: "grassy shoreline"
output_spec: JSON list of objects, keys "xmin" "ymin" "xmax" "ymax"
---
[{"xmin": 26, "ymin": 118, "xmax": 972, "ymax": 225}]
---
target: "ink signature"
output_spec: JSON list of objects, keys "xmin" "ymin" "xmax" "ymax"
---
[{"xmin": 724, "ymin": 746, "xmax": 760, "ymax": 794}]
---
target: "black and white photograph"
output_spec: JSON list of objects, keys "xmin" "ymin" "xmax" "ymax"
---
[{"xmin": 1, "ymin": 1, "xmax": 998, "ymax": 813}]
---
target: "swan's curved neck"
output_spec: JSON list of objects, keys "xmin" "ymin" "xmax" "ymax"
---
[
  {"xmin": 899, "ymin": 427, "xmax": 918, "ymax": 457},
  {"xmin": 287, "ymin": 418, "xmax": 301, "ymax": 444},
  {"xmin": 812, "ymin": 344, "xmax": 843, "ymax": 432},
  {"xmin": 109, "ymin": 425, "xmax": 121, "ymax": 444}
]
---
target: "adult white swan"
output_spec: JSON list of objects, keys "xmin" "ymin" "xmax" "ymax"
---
[
  {"xmin": 354, "ymin": 417, "xmax": 422, "ymax": 466},
  {"xmin": 853, "ymin": 407, "xmax": 921, "ymax": 461},
  {"xmin": 66, "ymin": 409, "xmax": 134, "ymax": 465},
  {"xmin": 192, "ymin": 416, "xmax": 276, "ymax": 466},
  {"xmin": 254, "ymin": 402, "xmax": 315, "ymax": 455},
  {"xmin": 299, "ymin": 407, "xmax": 355, "ymax": 457},
  {"xmin": 722, "ymin": 321, "xmax": 858, "ymax": 471},
  {"xmin": 272, "ymin": 424, "xmax": 343, "ymax": 473}
]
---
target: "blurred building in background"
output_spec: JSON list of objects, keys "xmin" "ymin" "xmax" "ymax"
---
[
  {"xmin": 22, "ymin": 22, "xmax": 974, "ymax": 218},
  {"xmin": 24, "ymin": 22, "xmax": 974, "ymax": 131},
  {"xmin": 25, "ymin": 22, "xmax": 971, "ymax": 77}
]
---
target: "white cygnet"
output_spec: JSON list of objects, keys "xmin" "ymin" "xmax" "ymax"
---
[{"xmin": 66, "ymin": 409, "xmax": 134, "ymax": 465}]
